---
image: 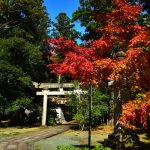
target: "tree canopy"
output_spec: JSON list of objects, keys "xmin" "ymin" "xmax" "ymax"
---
[
  {"xmin": 72, "ymin": 0, "xmax": 150, "ymax": 40},
  {"xmin": 50, "ymin": 12, "xmax": 80, "ymax": 40},
  {"xmin": 48, "ymin": 0, "xmax": 150, "ymax": 89},
  {"xmin": 48, "ymin": 0, "xmax": 150, "ymax": 129},
  {"xmin": 0, "ymin": 0, "xmax": 50, "ymax": 43},
  {"xmin": 0, "ymin": 0, "xmax": 50, "ymax": 124}
]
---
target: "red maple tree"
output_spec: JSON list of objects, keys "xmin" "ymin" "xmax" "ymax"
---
[
  {"xmin": 120, "ymin": 92, "xmax": 150, "ymax": 129},
  {"xmin": 48, "ymin": 0, "xmax": 150, "ymax": 128}
]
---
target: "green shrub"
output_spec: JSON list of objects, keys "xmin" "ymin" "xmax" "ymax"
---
[
  {"xmin": 47, "ymin": 117, "xmax": 56, "ymax": 126},
  {"xmin": 56, "ymin": 144, "xmax": 112, "ymax": 150}
]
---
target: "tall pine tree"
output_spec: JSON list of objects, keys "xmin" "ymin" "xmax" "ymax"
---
[
  {"xmin": 51, "ymin": 12, "xmax": 80, "ymax": 40},
  {"xmin": 0, "ymin": 0, "xmax": 50, "ymax": 125}
]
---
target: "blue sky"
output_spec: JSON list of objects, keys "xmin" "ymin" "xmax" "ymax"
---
[
  {"xmin": 43, "ymin": 0, "xmax": 85, "ymax": 37},
  {"xmin": 44, "ymin": 0, "xmax": 79, "ymax": 20}
]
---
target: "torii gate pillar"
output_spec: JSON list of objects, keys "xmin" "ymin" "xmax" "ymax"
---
[{"xmin": 42, "ymin": 89, "xmax": 48, "ymax": 126}]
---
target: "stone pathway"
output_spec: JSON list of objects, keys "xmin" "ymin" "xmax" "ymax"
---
[{"xmin": 0, "ymin": 122, "xmax": 77, "ymax": 150}]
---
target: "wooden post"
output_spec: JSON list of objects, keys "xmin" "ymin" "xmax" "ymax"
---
[
  {"xmin": 42, "ymin": 89, "xmax": 48, "ymax": 126},
  {"xmin": 88, "ymin": 83, "xmax": 92, "ymax": 149}
]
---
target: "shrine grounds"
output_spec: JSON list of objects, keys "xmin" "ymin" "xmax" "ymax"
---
[{"xmin": 0, "ymin": 124, "xmax": 150, "ymax": 150}]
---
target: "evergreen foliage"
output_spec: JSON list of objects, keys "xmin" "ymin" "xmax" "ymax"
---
[
  {"xmin": 51, "ymin": 12, "xmax": 80, "ymax": 40},
  {"xmin": 0, "ymin": 0, "xmax": 50, "ymax": 125},
  {"xmin": 72, "ymin": 0, "xmax": 113, "ymax": 40},
  {"xmin": 0, "ymin": 0, "xmax": 50, "ymax": 44}
]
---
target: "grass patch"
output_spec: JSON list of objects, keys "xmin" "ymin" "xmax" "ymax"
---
[
  {"xmin": 138, "ymin": 132, "xmax": 150, "ymax": 150},
  {"xmin": 139, "ymin": 133, "xmax": 150, "ymax": 143},
  {"xmin": 0, "ymin": 126, "xmax": 52, "ymax": 137}
]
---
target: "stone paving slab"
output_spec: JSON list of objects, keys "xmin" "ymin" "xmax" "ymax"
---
[{"xmin": 0, "ymin": 122, "xmax": 77, "ymax": 150}]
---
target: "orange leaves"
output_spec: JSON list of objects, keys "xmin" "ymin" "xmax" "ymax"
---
[
  {"xmin": 47, "ymin": 1, "xmax": 150, "ymax": 89},
  {"xmin": 91, "ymin": 35, "xmax": 113, "ymax": 55},
  {"xmin": 120, "ymin": 4, "xmax": 142, "ymax": 20},
  {"xmin": 95, "ymin": 58, "xmax": 112, "ymax": 68},
  {"xmin": 129, "ymin": 28, "xmax": 150, "ymax": 48},
  {"xmin": 48, "ymin": 36, "xmax": 76, "ymax": 55},
  {"xmin": 120, "ymin": 94, "xmax": 150, "ymax": 129},
  {"xmin": 112, "ymin": 2, "xmax": 142, "ymax": 21},
  {"xmin": 102, "ymin": 2, "xmax": 142, "ymax": 44},
  {"xmin": 111, "ymin": 47, "xmax": 150, "ymax": 91},
  {"xmin": 93, "ymin": 58, "xmax": 113, "ymax": 85},
  {"xmin": 126, "ymin": 47, "xmax": 143, "ymax": 57},
  {"xmin": 113, "ymin": 0, "xmax": 127, "ymax": 8},
  {"xmin": 146, "ymin": 92, "xmax": 150, "ymax": 99}
]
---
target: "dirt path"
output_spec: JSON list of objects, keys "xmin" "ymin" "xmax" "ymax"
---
[
  {"xmin": 0, "ymin": 121, "xmax": 77, "ymax": 150},
  {"xmin": 34, "ymin": 125, "xmax": 113, "ymax": 150}
]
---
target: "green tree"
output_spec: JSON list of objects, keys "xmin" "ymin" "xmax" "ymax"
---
[
  {"xmin": 51, "ymin": 12, "xmax": 80, "ymax": 40},
  {"xmin": 0, "ymin": 0, "xmax": 50, "ymax": 44},
  {"xmin": 0, "ymin": 34, "xmax": 46, "ymax": 125},
  {"xmin": 72, "ymin": 0, "xmax": 113, "ymax": 40},
  {"xmin": 0, "ymin": 0, "xmax": 50, "ymax": 125}
]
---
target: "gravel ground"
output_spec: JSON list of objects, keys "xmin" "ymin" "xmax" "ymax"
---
[{"xmin": 34, "ymin": 126, "xmax": 113, "ymax": 150}]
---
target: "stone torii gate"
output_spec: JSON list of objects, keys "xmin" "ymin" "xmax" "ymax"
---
[{"xmin": 33, "ymin": 82, "xmax": 86, "ymax": 126}]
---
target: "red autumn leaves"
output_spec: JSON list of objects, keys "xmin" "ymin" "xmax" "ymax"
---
[{"xmin": 48, "ymin": 0, "xmax": 150, "ymax": 129}]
